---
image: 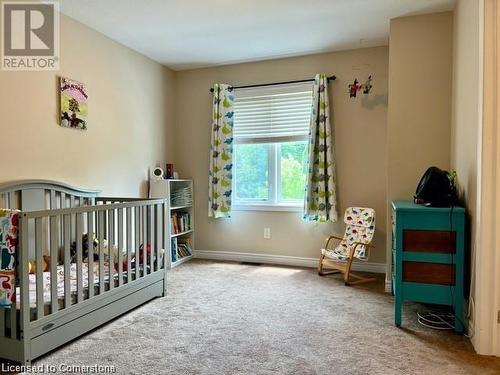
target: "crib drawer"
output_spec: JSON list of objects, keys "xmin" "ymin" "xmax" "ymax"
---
[
  {"xmin": 30, "ymin": 278, "xmax": 164, "ymax": 360},
  {"xmin": 403, "ymin": 229, "xmax": 456, "ymax": 253},
  {"xmin": 403, "ymin": 261, "xmax": 455, "ymax": 285}
]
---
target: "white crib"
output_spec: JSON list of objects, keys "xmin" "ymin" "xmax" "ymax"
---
[{"xmin": 0, "ymin": 180, "xmax": 168, "ymax": 365}]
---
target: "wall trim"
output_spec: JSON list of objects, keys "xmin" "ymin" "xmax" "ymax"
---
[
  {"xmin": 194, "ymin": 250, "xmax": 386, "ymax": 274},
  {"xmin": 385, "ymin": 278, "xmax": 392, "ymax": 293}
]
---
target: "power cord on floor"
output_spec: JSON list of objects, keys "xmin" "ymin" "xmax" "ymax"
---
[
  {"xmin": 417, "ymin": 309, "xmax": 474, "ymax": 338},
  {"xmin": 417, "ymin": 310, "xmax": 455, "ymax": 330}
]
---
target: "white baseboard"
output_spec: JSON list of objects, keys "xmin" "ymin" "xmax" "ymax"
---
[
  {"xmin": 385, "ymin": 278, "xmax": 392, "ymax": 293},
  {"xmin": 194, "ymin": 250, "xmax": 386, "ymax": 274}
]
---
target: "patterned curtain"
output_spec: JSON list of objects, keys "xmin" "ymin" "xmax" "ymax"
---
[
  {"xmin": 208, "ymin": 84, "xmax": 234, "ymax": 218},
  {"xmin": 304, "ymin": 73, "xmax": 338, "ymax": 222}
]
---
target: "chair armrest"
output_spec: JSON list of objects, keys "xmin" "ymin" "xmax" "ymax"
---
[
  {"xmin": 347, "ymin": 242, "xmax": 375, "ymax": 259},
  {"xmin": 353, "ymin": 242, "xmax": 375, "ymax": 249},
  {"xmin": 324, "ymin": 235, "xmax": 344, "ymax": 249}
]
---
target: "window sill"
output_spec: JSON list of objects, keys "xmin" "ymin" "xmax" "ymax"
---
[{"xmin": 232, "ymin": 204, "xmax": 303, "ymax": 212}]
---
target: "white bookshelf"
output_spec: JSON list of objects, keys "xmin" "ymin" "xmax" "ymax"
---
[
  {"xmin": 171, "ymin": 229, "xmax": 193, "ymax": 238},
  {"xmin": 150, "ymin": 178, "xmax": 194, "ymax": 269}
]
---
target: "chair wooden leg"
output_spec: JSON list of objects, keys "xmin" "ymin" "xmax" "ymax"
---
[
  {"xmin": 320, "ymin": 250, "xmax": 376, "ymax": 285},
  {"xmin": 318, "ymin": 254, "xmax": 324, "ymax": 274},
  {"xmin": 344, "ymin": 258, "xmax": 353, "ymax": 285},
  {"xmin": 319, "ymin": 269, "xmax": 341, "ymax": 276},
  {"xmin": 318, "ymin": 255, "xmax": 342, "ymax": 276},
  {"xmin": 345, "ymin": 271, "xmax": 376, "ymax": 285},
  {"xmin": 347, "ymin": 276, "xmax": 377, "ymax": 285}
]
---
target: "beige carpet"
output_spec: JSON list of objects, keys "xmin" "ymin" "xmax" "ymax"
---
[{"xmin": 31, "ymin": 260, "xmax": 500, "ymax": 374}]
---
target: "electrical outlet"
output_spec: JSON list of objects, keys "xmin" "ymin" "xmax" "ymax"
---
[{"xmin": 264, "ymin": 227, "xmax": 271, "ymax": 239}]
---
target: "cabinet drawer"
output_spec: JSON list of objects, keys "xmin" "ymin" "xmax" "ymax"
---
[
  {"xmin": 403, "ymin": 261, "xmax": 455, "ymax": 285},
  {"xmin": 403, "ymin": 230, "xmax": 456, "ymax": 253}
]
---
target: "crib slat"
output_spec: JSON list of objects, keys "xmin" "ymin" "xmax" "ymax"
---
[
  {"xmin": 50, "ymin": 216, "xmax": 58, "ymax": 314},
  {"xmin": 87, "ymin": 211, "xmax": 94, "ymax": 299},
  {"xmin": 149, "ymin": 205, "xmax": 154, "ymax": 273},
  {"xmin": 117, "ymin": 208, "xmax": 123, "ymax": 287},
  {"xmin": 98, "ymin": 211, "xmax": 105, "ymax": 293},
  {"xmin": 35, "ymin": 217, "xmax": 44, "ymax": 319},
  {"xmin": 50, "ymin": 190, "xmax": 56, "ymax": 209},
  {"xmin": 63, "ymin": 215, "xmax": 71, "ymax": 308},
  {"xmin": 70, "ymin": 195, "xmax": 75, "ymax": 242},
  {"xmin": 135, "ymin": 207, "xmax": 140, "ymax": 280},
  {"xmin": 76, "ymin": 213, "xmax": 83, "ymax": 303},
  {"xmin": 126, "ymin": 207, "xmax": 132, "ymax": 283},
  {"xmin": 60, "ymin": 193, "xmax": 66, "ymax": 263},
  {"xmin": 142, "ymin": 206, "xmax": 147, "ymax": 275},
  {"xmin": 18, "ymin": 215, "xmax": 30, "ymax": 338},
  {"xmin": 10, "ymin": 302, "xmax": 16, "ymax": 339},
  {"xmin": 0, "ymin": 309, "xmax": 4, "ymax": 337},
  {"xmin": 7, "ymin": 192, "xmax": 16, "ymax": 210},
  {"xmin": 156, "ymin": 204, "xmax": 162, "ymax": 272},
  {"xmin": 163, "ymin": 202, "xmax": 169, "ymax": 270},
  {"xmin": 108, "ymin": 210, "xmax": 114, "ymax": 290}
]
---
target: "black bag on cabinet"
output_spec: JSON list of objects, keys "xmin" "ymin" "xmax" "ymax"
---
[{"xmin": 414, "ymin": 166, "xmax": 458, "ymax": 207}]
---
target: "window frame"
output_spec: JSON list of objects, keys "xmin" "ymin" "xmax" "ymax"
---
[
  {"xmin": 231, "ymin": 83, "xmax": 312, "ymax": 211},
  {"xmin": 232, "ymin": 139, "xmax": 308, "ymax": 212}
]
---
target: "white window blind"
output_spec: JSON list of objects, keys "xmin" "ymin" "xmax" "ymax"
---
[{"xmin": 233, "ymin": 83, "xmax": 313, "ymax": 143}]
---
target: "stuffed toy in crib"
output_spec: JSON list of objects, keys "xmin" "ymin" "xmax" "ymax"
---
[
  {"xmin": 70, "ymin": 233, "xmax": 99, "ymax": 263},
  {"xmin": 69, "ymin": 234, "xmax": 165, "ymax": 272}
]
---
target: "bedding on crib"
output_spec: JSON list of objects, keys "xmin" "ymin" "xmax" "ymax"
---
[{"xmin": 19, "ymin": 262, "xmax": 111, "ymax": 308}]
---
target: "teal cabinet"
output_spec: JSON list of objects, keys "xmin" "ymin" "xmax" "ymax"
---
[{"xmin": 391, "ymin": 201, "xmax": 465, "ymax": 332}]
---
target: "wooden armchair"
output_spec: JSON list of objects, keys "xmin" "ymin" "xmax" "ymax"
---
[{"xmin": 318, "ymin": 207, "xmax": 376, "ymax": 285}]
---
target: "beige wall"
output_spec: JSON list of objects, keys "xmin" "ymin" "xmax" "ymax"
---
[
  {"xmin": 387, "ymin": 12, "xmax": 453, "ymax": 201},
  {"xmin": 174, "ymin": 47, "xmax": 389, "ymax": 263},
  {"xmin": 452, "ymin": 0, "xmax": 480, "ymax": 215},
  {"xmin": 386, "ymin": 12, "xmax": 453, "ymax": 274},
  {"xmin": 0, "ymin": 14, "xmax": 176, "ymax": 197},
  {"xmin": 451, "ymin": 0, "xmax": 481, "ymax": 333}
]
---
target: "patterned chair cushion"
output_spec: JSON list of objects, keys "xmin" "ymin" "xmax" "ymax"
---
[
  {"xmin": 322, "ymin": 207, "xmax": 375, "ymax": 262},
  {"xmin": 0, "ymin": 209, "xmax": 20, "ymax": 307}
]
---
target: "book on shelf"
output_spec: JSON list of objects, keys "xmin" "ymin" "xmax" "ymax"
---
[
  {"xmin": 171, "ymin": 238, "xmax": 178, "ymax": 262},
  {"xmin": 171, "ymin": 237, "xmax": 192, "ymax": 261},
  {"xmin": 171, "ymin": 212, "xmax": 191, "ymax": 234},
  {"xmin": 177, "ymin": 238, "xmax": 193, "ymax": 257}
]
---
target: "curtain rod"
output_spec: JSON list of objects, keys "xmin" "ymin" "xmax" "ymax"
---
[{"xmin": 209, "ymin": 75, "xmax": 336, "ymax": 93}]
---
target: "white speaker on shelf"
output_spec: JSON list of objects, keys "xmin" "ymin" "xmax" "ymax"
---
[{"xmin": 150, "ymin": 167, "xmax": 164, "ymax": 181}]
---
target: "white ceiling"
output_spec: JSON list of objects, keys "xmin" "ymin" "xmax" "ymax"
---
[{"xmin": 60, "ymin": 0, "xmax": 456, "ymax": 71}]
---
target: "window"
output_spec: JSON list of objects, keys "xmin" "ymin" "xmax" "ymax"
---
[{"xmin": 232, "ymin": 84, "xmax": 312, "ymax": 210}]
